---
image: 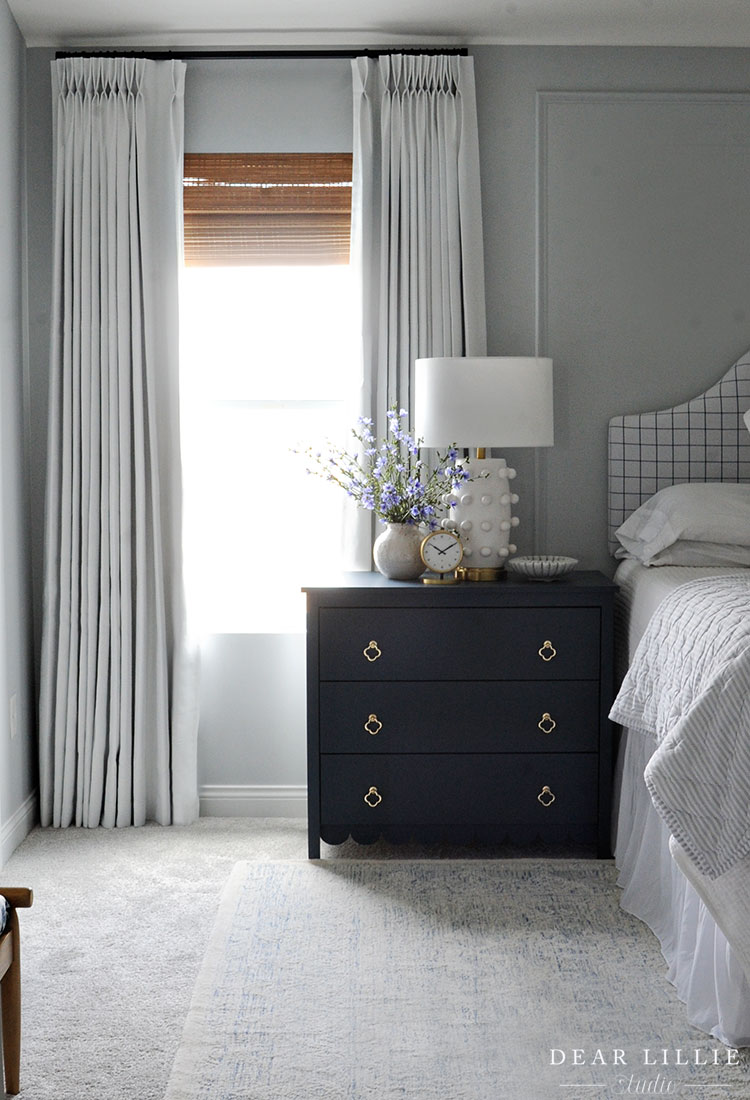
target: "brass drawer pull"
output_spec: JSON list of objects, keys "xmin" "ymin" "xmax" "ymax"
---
[
  {"xmin": 364, "ymin": 786, "xmax": 382, "ymax": 808},
  {"xmin": 363, "ymin": 640, "xmax": 382, "ymax": 662},
  {"xmin": 538, "ymin": 640, "xmax": 557, "ymax": 662},
  {"xmin": 364, "ymin": 714, "xmax": 383, "ymax": 736},
  {"xmin": 537, "ymin": 785, "xmax": 556, "ymax": 808},
  {"xmin": 538, "ymin": 713, "xmax": 556, "ymax": 735}
]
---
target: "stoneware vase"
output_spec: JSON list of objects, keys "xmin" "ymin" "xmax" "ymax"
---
[{"xmin": 373, "ymin": 522, "xmax": 425, "ymax": 581}]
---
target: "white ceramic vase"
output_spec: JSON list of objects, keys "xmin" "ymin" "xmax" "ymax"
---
[{"xmin": 373, "ymin": 523, "xmax": 425, "ymax": 581}]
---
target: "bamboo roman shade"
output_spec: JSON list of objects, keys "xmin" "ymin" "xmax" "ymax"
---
[{"xmin": 183, "ymin": 153, "xmax": 353, "ymax": 266}]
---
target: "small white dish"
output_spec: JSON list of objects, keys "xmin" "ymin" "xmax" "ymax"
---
[{"xmin": 506, "ymin": 555, "xmax": 578, "ymax": 581}]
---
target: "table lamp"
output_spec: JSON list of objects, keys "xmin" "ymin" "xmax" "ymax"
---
[{"xmin": 415, "ymin": 356, "xmax": 554, "ymax": 580}]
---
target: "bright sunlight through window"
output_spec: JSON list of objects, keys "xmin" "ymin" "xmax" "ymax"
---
[{"xmin": 180, "ymin": 265, "xmax": 356, "ymax": 634}]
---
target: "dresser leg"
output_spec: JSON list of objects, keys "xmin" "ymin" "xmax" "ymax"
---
[{"xmin": 308, "ymin": 835, "xmax": 321, "ymax": 859}]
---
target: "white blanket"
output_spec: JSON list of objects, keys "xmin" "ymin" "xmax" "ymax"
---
[{"xmin": 610, "ymin": 573, "xmax": 750, "ymax": 975}]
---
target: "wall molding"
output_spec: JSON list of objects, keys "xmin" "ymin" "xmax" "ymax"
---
[
  {"xmin": 534, "ymin": 88, "xmax": 750, "ymax": 567},
  {"xmin": 1, "ymin": 792, "xmax": 38, "ymax": 868},
  {"xmin": 1, "ymin": 787, "xmax": 308, "ymax": 847},
  {"xmin": 535, "ymin": 89, "xmax": 750, "ymax": 365},
  {"xmin": 199, "ymin": 784, "xmax": 307, "ymax": 818}
]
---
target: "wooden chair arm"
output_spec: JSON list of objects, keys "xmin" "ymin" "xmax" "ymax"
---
[
  {"xmin": 0, "ymin": 889, "xmax": 33, "ymax": 909},
  {"xmin": 0, "ymin": 887, "xmax": 30, "ymax": 1094}
]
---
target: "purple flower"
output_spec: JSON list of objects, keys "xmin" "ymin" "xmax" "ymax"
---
[{"xmin": 294, "ymin": 403, "xmax": 476, "ymax": 526}]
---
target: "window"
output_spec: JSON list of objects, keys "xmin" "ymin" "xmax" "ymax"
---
[{"xmin": 181, "ymin": 154, "xmax": 355, "ymax": 634}]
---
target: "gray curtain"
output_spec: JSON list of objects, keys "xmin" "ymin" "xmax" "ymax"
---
[
  {"xmin": 348, "ymin": 53, "xmax": 487, "ymax": 565},
  {"xmin": 39, "ymin": 57, "xmax": 199, "ymax": 828}
]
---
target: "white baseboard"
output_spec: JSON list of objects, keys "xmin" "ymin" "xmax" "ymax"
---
[
  {"xmin": 1, "ymin": 791, "xmax": 38, "ymax": 867},
  {"xmin": 199, "ymin": 784, "xmax": 307, "ymax": 818}
]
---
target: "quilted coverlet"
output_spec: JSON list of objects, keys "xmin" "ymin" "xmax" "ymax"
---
[{"xmin": 610, "ymin": 573, "xmax": 750, "ymax": 971}]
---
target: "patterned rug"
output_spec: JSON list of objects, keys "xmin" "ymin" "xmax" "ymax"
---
[{"xmin": 165, "ymin": 860, "xmax": 750, "ymax": 1100}]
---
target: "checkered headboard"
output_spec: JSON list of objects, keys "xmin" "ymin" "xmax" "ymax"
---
[{"xmin": 607, "ymin": 349, "xmax": 750, "ymax": 551}]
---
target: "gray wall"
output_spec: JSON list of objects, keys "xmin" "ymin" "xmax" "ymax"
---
[
  {"xmin": 21, "ymin": 46, "xmax": 750, "ymax": 814},
  {"xmin": 0, "ymin": 0, "xmax": 36, "ymax": 862},
  {"xmin": 185, "ymin": 57, "xmax": 352, "ymax": 152},
  {"xmin": 473, "ymin": 47, "xmax": 750, "ymax": 570}
]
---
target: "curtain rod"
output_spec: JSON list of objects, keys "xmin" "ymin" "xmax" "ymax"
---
[{"xmin": 55, "ymin": 47, "xmax": 469, "ymax": 61}]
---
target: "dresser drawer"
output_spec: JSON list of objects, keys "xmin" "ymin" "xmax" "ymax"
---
[
  {"xmin": 319, "ymin": 753, "xmax": 598, "ymax": 827},
  {"xmin": 319, "ymin": 608, "xmax": 600, "ymax": 681},
  {"xmin": 319, "ymin": 681, "xmax": 600, "ymax": 753}
]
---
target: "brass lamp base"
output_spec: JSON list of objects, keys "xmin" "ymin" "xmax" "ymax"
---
[{"xmin": 455, "ymin": 566, "xmax": 504, "ymax": 582}]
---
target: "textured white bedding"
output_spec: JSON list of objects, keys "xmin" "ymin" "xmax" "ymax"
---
[
  {"xmin": 612, "ymin": 573, "xmax": 750, "ymax": 881},
  {"xmin": 615, "ymin": 729, "xmax": 750, "ymax": 1047},
  {"xmin": 613, "ymin": 559, "xmax": 740, "ymax": 663},
  {"xmin": 612, "ymin": 561, "xmax": 750, "ymax": 1046}
]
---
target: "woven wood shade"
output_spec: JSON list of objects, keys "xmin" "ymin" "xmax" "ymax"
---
[{"xmin": 183, "ymin": 153, "xmax": 353, "ymax": 266}]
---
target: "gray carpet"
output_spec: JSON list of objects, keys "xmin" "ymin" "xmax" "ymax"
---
[{"xmin": 3, "ymin": 819, "xmax": 749, "ymax": 1099}]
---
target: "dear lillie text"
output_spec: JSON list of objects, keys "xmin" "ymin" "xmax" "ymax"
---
[{"xmin": 550, "ymin": 1047, "xmax": 740, "ymax": 1066}]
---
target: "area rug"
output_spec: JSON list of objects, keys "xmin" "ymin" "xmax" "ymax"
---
[{"xmin": 164, "ymin": 860, "xmax": 749, "ymax": 1100}]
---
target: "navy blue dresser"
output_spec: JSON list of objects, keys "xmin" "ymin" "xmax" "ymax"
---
[{"xmin": 304, "ymin": 571, "xmax": 615, "ymax": 859}]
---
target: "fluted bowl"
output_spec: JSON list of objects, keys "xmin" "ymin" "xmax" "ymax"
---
[{"xmin": 506, "ymin": 555, "xmax": 578, "ymax": 581}]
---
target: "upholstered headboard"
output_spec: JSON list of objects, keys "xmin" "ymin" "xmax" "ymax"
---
[{"xmin": 607, "ymin": 349, "xmax": 750, "ymax": 551}]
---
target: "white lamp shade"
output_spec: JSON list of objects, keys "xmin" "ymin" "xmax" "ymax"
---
[{"xmin": 415, "ymin": 356, "xmax": 554, "ymax": 448}]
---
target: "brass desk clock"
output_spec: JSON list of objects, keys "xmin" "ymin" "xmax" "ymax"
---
[{"xmin": 419, "ymin": 529, "xmax": 463, "ymax": 584}]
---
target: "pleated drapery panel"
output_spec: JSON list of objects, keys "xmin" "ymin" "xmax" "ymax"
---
[
  {"xmin": 39, "ymin": 57, "xmax": 199, "ymax": 828},
  {"xmin": 351, "ymin": 54, "xmax": 486, "ymax": 423},
  {"xmin": 347, "ymin": 53, "xmax": 487, "ymax": 567}
]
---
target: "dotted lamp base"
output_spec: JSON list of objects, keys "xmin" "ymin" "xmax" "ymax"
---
[{"xmin": 443, "ymin": 457, "xmax": 520, "ymax": 570}]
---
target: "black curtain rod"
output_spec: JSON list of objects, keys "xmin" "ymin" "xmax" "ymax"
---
[{"xmin": 55, "ymin": 47, "xmax": 469, "ymax": 61}]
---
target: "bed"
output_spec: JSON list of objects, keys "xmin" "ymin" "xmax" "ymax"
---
[{"xmin": 607, "ymin": 349, "xmax": 750, "ymax": 1048}]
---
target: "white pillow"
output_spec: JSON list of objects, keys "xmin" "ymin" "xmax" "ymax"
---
[
  {"xmin": 634, "ymin": 539, "xmax": 750, "ymax": 568},
  {"xmin": 614, "ymin": 482, "xmax": 750, "ymax": 564}
]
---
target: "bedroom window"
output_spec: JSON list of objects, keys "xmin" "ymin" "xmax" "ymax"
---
[{"xmin": 180, "ymin": 153, "xmax": 355, "ymax": 634}]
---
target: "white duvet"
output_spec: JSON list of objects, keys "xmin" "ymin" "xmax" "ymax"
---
[{"xmin": 610, "ymin": 573, "xmax": 750, "ymax": 976}]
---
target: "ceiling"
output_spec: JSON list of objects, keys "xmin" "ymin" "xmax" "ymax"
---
[{"xmin": 9, "ymin": 0, "xmax": 750, "ymax": 50}]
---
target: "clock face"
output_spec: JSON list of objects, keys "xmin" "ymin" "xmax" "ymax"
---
[{"xmin": 420, "ymin": 530, "xmax": 463, "ymax": 574}]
